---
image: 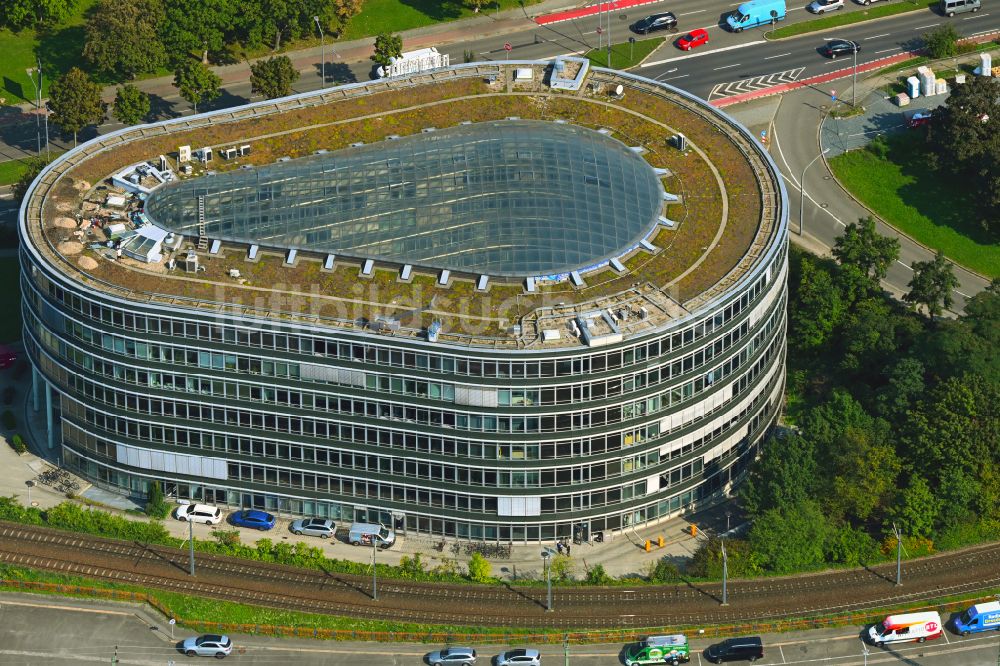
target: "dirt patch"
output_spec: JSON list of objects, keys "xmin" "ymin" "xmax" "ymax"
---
[
  {"xmin": 52, "ymin": 217, "xmax": 76, "ymax": 229},
  {"xmin": 57, "ymin": 241, "xmax": 83, "ymax": 255},
  {"xmin": 78, "ymin": 256, "xmax": 98, "ymax": 270}
]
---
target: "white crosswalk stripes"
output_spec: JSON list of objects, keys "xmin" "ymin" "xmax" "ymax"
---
[{"xmin": 708, "ymin": 67, "xmax": 806, "ymax": 101}]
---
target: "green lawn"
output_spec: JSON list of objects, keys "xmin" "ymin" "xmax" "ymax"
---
[
  {"xmin": 585, "ymin": 37, "xmax": 663, "ymax": 70},
  {"xmin": 338, "ymin": 0, "xmax": 542, "ymax": 42},
  {"xmin": 769, "ymin": 1, "xmax": 935, "ymax": 39},
  {"xmin": 829, "ymin": 135, "xmax": 1000, "ymax": 278},
  {"xmin": 0, "ymin": 258, "xmax": 22, "ymax": 344},
  {"xmin": 0, "ymin": 159, "xmax": 31, "ymax": 187},
  {"xmin": 0, "ymin": 0, "xmax": 97, "ymax": 102}
]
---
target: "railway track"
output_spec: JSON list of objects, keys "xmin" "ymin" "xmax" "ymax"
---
[{"xmin": 2, "ymin": 522, "xmax": 999, "ymax": 628}]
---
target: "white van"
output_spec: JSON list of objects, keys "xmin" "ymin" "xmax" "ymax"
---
[
  {"xmin": 940, "ymin": 0, "xmax": 981, "ymax": 16},
  {"xmin": 348, "ymin": 522, "xmax": 396, "ymax": 547},
  {"xmin": 868, "ymin": 611, "xmax": 943, "ymax": 646}
]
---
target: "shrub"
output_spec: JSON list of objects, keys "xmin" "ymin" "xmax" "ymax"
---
[
  {"xmin": 867, "ymin": 134, "xmax": 890, "ymax": 160},
  {"xmin": 0, "ymin": 496, "xmax": 44, "ymax": 524},
  {"xmin": 1, "ymin": 410, "xmax": 15, "ymax": 430},
  {"xmin": 467, "ymin": 552, "xmax": 492, "ymax": 582},
  {"xmin": 9, "ymin": 433, "xmax": 26, "ymax": 454},
  {"xmin": 398, "ymin": 553, "xmax": 426, "ymax": 577},
  {"xmin": 549, "ymin": 554, "xmax": 574, "ymax": 581},
  {"xmin": 211, "ymin": 529, "xmax": 241, "ymax": 547},
  {"xmin": 584, "ymin": 563, "xmax": 613, "ymax": 585},
  {"xmin": 144, "ymin": 481, "xmax": 169, "ymax": 519},
  {"xmin": 647, "ymin": 557, "xmax": 681, "ymax": 583},
  {"xmin": 923, "ymin": 24, "xmax": 960, "ymax": 59}
]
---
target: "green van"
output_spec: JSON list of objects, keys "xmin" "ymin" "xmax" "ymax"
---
[{"xmin": 624, "ymin": 635, "xmax": 690, "ymax": 665}]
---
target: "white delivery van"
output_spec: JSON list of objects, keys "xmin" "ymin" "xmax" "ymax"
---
[{"xmin": 868, "ymin": 611, "xmax": 943, "ymax": 646}]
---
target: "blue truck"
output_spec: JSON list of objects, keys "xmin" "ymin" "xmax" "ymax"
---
[
  {"xmin": 726, "ymin": 0, "xmax": 787, "ymax": 31},
  {"xmin": 953, "ymin": 601, "xmax": 1000, "ymax": 636}
]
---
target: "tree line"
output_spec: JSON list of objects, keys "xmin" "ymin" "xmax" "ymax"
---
[{"xmin": 690, "ymin": 218, "xmax": 999, "ymax": 578}]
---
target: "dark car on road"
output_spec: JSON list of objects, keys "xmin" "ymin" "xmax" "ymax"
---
[
  {"xmin": 229, "ymin": 509, "xmax": 276, "ymax": 530},
  {"xmin": 821, "ymin": 39, "xmax": 860, "ymax": 58},
  {"xmin": 630, "ymin": 12, "xmax": 677, "ymax": 34},
  {"xmin": 704, "ymin": 636, "xmax": 764, "ymax": 663}
]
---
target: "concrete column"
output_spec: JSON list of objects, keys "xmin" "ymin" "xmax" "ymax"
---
[
  {"xmin": 44, "ymin": 382, "xmax": 55, "ymax": 450},
  {"xmin": 32, "ymin": 366, "xmax": 41, "ymax": 412}
]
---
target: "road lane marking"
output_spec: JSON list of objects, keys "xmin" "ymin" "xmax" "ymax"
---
[
  {"xmin": 642, "ymin": 40, "xmax": 766, "ymax": 67},
  {"xmin": 962, "ymin": 12, "xmax": 988, "ymax": 18},
  {"xmin": 780, "ymin": 644, "xmax": 788, "ymax": 663},
  {"xmin": 896, "ymin": 259, "xmax": 914, "ymax": 271},
  {"xmin": 660, "ymin": 74, "xmax": 690, "ymax": 81},
  {"xmin": 875, "ymin": 47, "xmax": 901, "ymax": 54},
  {"xmin": 913, "ymin": 23, "xmax": 940, "ymax": 29},
  {"xmin": 714, "ymin": 63, "xmax": 741, "ymax": 70},
  {"xmin": 863, "ymin": 33, "xmax": 890, "ymax": 40},
  {"xmin": 678, "ymin": 8, "xmax": 707, "ymax": 14},
  {"xmin": 764, "ymin": 52, "xmax": 792, "ymax": 59},
  {"xmin": 0, "ymin": 599, "xmax": 132, "ymax": 616}
]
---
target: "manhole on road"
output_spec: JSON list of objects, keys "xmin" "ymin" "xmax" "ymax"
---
[{"xmin": 821, "ymin": 203, "xmax": 829, "ymax": 208}]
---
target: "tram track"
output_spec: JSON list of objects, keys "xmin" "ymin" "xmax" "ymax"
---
[{"xmin": 2, "ymin": 522, "xmax": 999, "ymax": 628}]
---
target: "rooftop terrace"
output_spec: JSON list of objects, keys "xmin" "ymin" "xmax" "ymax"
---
[{"xmin": 22, "ymin": 61, "xmax": 785, "ymax": 350}]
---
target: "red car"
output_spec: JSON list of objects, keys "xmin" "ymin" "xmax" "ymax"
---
[{"xmin": 677, "ymin": 29, "xmax": 709, "ymax": 51}]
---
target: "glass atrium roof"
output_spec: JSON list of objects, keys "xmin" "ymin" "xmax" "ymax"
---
[{"xmin": 144, "ymin": 120, "xmax": 665, "ymax": 277}]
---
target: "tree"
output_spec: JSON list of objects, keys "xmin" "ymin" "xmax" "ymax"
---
[
  {"xmin": 12, "ymin": 157, "xmax": 51, "ymax": 204},
  {"xmin": 250, "ymin": 55, "xmax": 300, "ymax": 99},
  {"xmin": 47, "ymin": 67, "xmax": 105, "ymax": 146},
  {"xmin": 749, "ymin": 500, "xmax": 832, "ymax": 574},
  {"xmin": 371, "ymin": 32, "xmax": 403, "ymax": 68},
  {"xmin": 331, "ymin": 0, "xmax": 364, "ymax": 33},
  {"xmin": 890, "ymin": 474, "xmax": 937, "ymax": 539},
  {"xmin": 467, "ymin": 552, "xmax": 492, "ymax": 582},
  {"xmin": 84, "ymin": 0, "xmax": 166, "ymax": 78},
  {"xmin": 930, "ymin": 76, "xmax": 1000, "ymax": 233},
  {"xmin": 874, "ymin": 357, "xmax": 926, "ymax": 421},
  {"xmin": 789, "ymin": 256, "xmax": 843, "ymax": 351},
  {"xmin": 144, "ymin": 480, "xmax": 169, "ymax": 518},
  {"xmin": 923, "ymin": 24, "xmax": 960, "ymax": 59},
  {"xmin": 741, "ymin": 431, "xmax": 818, "ymax": 519},
  {"xmin": 832, "ymin": 216, "xmax": 900, "ymax": 298},
  {"xmin": 173, "ymin": 61, "xmax": 222, "ymax": 113},
  {"xmin": 161, "ymin": 0, "xmax": 237, "ymax": 65},
  {"xmin": 112, "ymin": 84, "xmax": 151, "ymax": 125},
  {"xmin": 905, "ymin": 251, "xmax": 960, "ymax": 319},
  {"xmin": 0, "ymin": 0, "xmax": 77, "ymax": 30}
]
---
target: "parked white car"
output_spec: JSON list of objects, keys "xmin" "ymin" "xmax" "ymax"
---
[{"xmin": 175, "ymin": 503, "xmax": 223, "ymax": 525}]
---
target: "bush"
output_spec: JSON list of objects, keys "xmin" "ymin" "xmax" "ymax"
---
[
  {"xmin": 549, "ymin": 554, "xmax": 574, "ymax": 581},
  {"xmin": 584, "ymin": 563, "xmax": 613, "ymax": 585},
  {"xmin": 467, "ymin": 552, "xmax": 492, "ymax": 582},
  {"xmin": 144, "ymin": 481, "xmax": 169, "ymax": 519},
  {"xmin": 211, "ymin": 529, "xmax": 241, "ymax": 547},
  {"xmin": 647, "ymin": 557, "xmax": 681, "ymax": 583},
  {"xmin": 44, "ymin": 502, "xmax": 174, "ymax": 543},
  {"xmin": 1, "ymin": 410, "xmax": 15, "ymax": 430},
  {"xmin": 9, "ymin": 433, "xmax": 26, "ymax": 454},
  {"xmin": 867, "ymin": 134, "xmax": 890, "ymax": 160},
  {"xmin": 923, "ymin": 24, "xmax": 960, "ymax": 59},
  {"xmin": 0, "ymin": 496, "xmax": 44, "ymax": 524}
]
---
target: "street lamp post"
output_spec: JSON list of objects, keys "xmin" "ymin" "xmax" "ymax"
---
[
  {"xmin": 25, "ymin": 480, "xmax": 35, "ymax": 506},
  {"xmin": 313, "ymin": 16, "xmax": 325, "ymax": 87},
  {"xmin": 720, "ymin": 539, "xmax": 729, "ymax": 606},
  {"xmin": 25, "ymin": 66, "xmax": 41, "ymax": 155},
  {"xmin": 541, "ymin": 549, "xmax": 553, "ymax": 612},
  {"xmin": 852, "ymin": 41, "xmax": 858, "ymax": 107},
  {"xmin": 798, "ymin": 148, "xmax": 830, "ymax": 236}
]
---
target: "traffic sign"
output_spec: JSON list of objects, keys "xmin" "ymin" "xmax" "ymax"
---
[
  {"xmin": 504, "ymin": 42, "xmax": 512, "ymax": 51},
  {"xmin": 831, "ymin": 89, "xmax": 837, "ymax": 101}
]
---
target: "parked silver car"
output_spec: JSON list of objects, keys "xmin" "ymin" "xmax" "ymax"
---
[
  {"xmin": 807, "ymin": 0, "xmax": 843, "ymax": 12},
  {"xmin": 496, "ymin": 648, "xmax": 541, "ymax": 666},
  {"xmin": 428, "ymin": 647, "xmax": 477, "ymax": 666},
  {"xmin": 180, "ymin": 634, "xmax": 233, "ymax": 658},
  {"xmin": 290, "ymin": 517, "xmax": 336, "ymax": 538}
]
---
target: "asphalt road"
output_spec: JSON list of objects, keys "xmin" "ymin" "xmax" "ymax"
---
[{"xmin": 2, "ymin": 594, "xmax": 1000, "ymax": 665}]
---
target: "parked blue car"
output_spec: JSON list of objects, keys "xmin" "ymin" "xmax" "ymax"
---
[{"xmin": 229, "ymin": 509, "xmax": 276, "ymax": 530}]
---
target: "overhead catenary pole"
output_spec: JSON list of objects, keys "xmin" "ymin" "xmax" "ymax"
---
[
  {"xmin": 893, "ymin": 522, "xmax": 903, "ymax": 586},
  {"xmin": 720, "ymin": 539, "xmax": 729, "ymax": 606},
  {"xmin": 852, "ymin": 42, "xmax": 858, "ymax": 107},
  {"xmin": 372, "ymin": 535, "xmax": 378, "ymax": 601},
  {"xmin": 606, "ymin": 1, "xmax": 612, "ymax": 68},
  {"xmin": 188, "ymin": 518, "xmax": 195, "ymax": 576},
  {"xmin": 541, "ymin": 549, "xmax": 553, "ymax": 612}
]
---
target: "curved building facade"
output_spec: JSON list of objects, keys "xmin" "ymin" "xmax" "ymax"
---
[{"xmin": 20, "ymin": 60, "xmax": 787, "ymax": 541}]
